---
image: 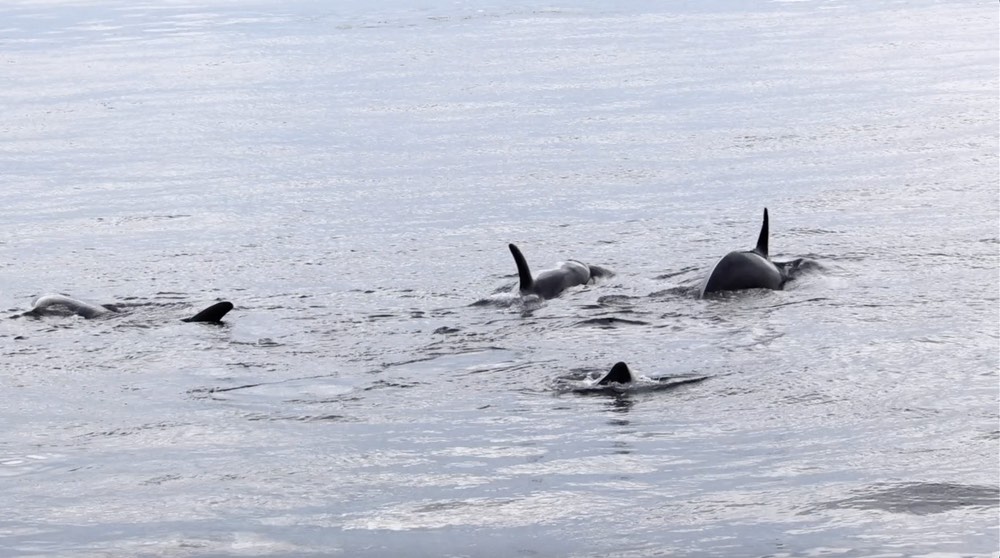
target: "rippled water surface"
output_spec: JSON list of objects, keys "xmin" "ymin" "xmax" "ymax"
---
[{"xmin": 1, "ymin": 1, "xmax": 997, "ymax": 556}]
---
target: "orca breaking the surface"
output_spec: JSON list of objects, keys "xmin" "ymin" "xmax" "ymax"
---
[
  {"xmin": 508, "ymin": 243, "xmax": 611, "ymax": 299},
  {"xmin": 181, "ymin": 301, "xmax": 234, "ymax": 323},
  {"xmin": 597, "ymin": 361, "xmax": 635, "ymax": 385},
  {"xmin": 564, "ymin": 362, "xmax": 709, "ymax": 394},
  {"xmin": 22, "ymin": 294, "xmax": 233, "ymax": 323},
  {"xmin": 699, "ymin": 208, "xmax": 802, "ymax": 297},
  {"xmin": 26, "ymin": 294, "xmax": 114, "ymax": 319}
]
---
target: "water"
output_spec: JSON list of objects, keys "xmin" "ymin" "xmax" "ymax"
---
[{"xmin": 1, "ymin": 1, "xmax": 997, "ymax": 556}]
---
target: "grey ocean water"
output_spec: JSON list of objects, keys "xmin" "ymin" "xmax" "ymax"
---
[{"xmin": 1, "ymin": 1, "xmax": 997, "ymax": 556}]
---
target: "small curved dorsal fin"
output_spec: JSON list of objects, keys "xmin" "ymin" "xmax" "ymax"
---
[
  {"xmin": 754, "ymin": 208, "xmax": 769, "ymax": 258},
  {"xmin": 508, "ymin": 244, "xmax": 534, "ymax": 293},
  {"xmin": 182, "ymin": 301, "xmax": 233, "ymax": 323},
  {"xmin": 597, "ymin": 362, "xmax": 634, "ymax": 385}
]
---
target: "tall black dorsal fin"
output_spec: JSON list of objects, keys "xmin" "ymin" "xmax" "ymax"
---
[
  {"xmin": 508, "ymin": 244, "xmax": 534, "ymax": 293},
  {"xmin": 182, "ymin": 301, "xmax": 233, "ymax": 323},
  {"xmin": 597, "ymin": 362, "xmax": 634, "ymax": 385},
  {"xmin": 754, "ymin": 208, "xmax": 769, "ymax": 258}
]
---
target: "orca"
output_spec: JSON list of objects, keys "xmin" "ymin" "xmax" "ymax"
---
[
  {"xmin": 597, "ymin": 361, "xmax": 634, "ymax": 385},
  {"xmin": 181, "ymin": 301, "xmax": 234, "ymax": 323},
  {"xmin": 25, "ymin": 294, "xmax": 116, "ymax": 319},
  {"xmin": 565, "ymin": 362, "xmax": 709, "ymax": 394},
  {"xmin": 508, "ymin": 243, "xmax": 611, "ymax": 299},
  {"xmin": 22, "ymin": 295, "xmax": 233, "ymax": 323},
  {"xmin": 699, "ymin": 208, "xmax": 802, "ymax": 297}
]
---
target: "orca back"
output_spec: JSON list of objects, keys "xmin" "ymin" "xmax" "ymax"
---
[
  {"xmin": 700, "ymin": 208, "xmax": 787, "ymax": 296},
  {"xmin": 508, "ymin": 243, "xmax": 602, "ymax": 299},
  {"xmin": 701, "ymin": 251, "xmax": 783, "ymax": 296},
  {"xmin": 29, "ymin": 294, "xmax": 113, "ymax": 319}
]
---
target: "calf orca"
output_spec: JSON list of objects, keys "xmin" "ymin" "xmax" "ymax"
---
[
  {"xmin": 699, "ymin": 208, "xmax": 801, "ymax": 297},
  {"xmin": 23, "ymin": 294, "xmax": 233, "ymax": 323},
  {"xmin": 508, "ymin": 243, "xmax": 611, "ymax": 299}
]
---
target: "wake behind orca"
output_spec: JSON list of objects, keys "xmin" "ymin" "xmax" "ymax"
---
[
  {"xmin": 699, "ymin": 208, "xmax": 803, "ymax": 297},
  {"xmin": 508, "ymin": 243, "xmax": 612, "ymax": 300},
  {"xmin": 19, "ymin": 294, "xmax": 233, "ymax": 324}
]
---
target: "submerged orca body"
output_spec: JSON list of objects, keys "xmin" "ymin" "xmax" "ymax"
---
[
  {"xmin": 508, "ymin": 243, "xmax": 610, "ymax": 299},
  {"xmin": 700, "ymin": 208, "xmax": 800, "ymax": 297},
  {"xmin": 24, "ymin": 295, "xmax": 233, "ymax": 323}
]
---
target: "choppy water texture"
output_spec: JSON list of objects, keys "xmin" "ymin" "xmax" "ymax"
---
[{"xmin": 1, "ymin": 1, "xmax": 998, "ymax": 556}]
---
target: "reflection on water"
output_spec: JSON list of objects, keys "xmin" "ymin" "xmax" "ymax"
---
[{"xmin": 823, "ymin": 482, "xmax": 1000, "ymax": 516}]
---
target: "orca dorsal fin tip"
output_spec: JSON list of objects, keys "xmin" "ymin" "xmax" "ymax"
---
[{"xmin": 755, "ymin": 207, "xmax": 769, "ymax": 258}]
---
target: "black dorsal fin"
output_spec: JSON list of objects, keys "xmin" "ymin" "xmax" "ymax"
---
[
  {"xmin": 182, "ymin": 301, "xmax": 233, "ymax": 323},
  {"xmin": 598, "ymin": 362, "xmax": 634, "ymax": 385},
  {"xmin": 508, "ymin": 244, "xmax": 534, "ymax": 293},
  {"xmin": 754, "ymin": 208, "xmax": 769, "ymax": 258}
]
